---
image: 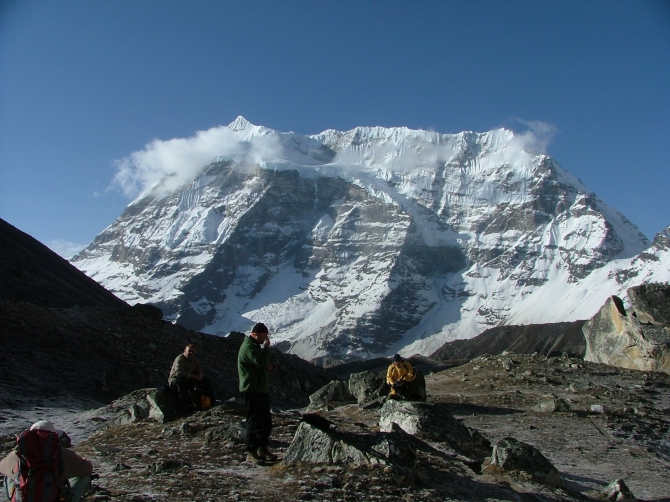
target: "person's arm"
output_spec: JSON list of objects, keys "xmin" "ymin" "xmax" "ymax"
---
[
  {"xmin": 386, "ymin": 364, "xmax": 395, "ymax": 385},
  {"xmin": 240, "ymin": 340, "xmax": 270, "ymax": 370},
  {"xmin": 401, "ymin": 362, "xmax": 416, "ymax": 382},
  {"xmin": 62, "ymin": 448, "xmax": 93, "ymax": 478},
  {"xmin": 0, "ymin": 451, "xmax": 17, "ymax": 476}
]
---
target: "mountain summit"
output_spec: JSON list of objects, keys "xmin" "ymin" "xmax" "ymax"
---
[{"xmin": 72, "ymin": 119, "xmax": 669, "ymax": 360}]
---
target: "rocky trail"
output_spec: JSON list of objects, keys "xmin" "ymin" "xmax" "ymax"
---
[{"xmin": 3, "ymin": 353, "xmax": 668, "ymax": 502}]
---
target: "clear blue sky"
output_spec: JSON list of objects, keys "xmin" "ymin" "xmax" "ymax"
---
[{"xmin": 1, "ymin": 0, "xmax": 669, "ymax": 257}]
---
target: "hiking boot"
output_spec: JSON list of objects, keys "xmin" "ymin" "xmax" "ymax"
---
[
  {"xmin": 257, "ymin": 447, "xmax": 278, "ymax": 462},
  {"xmin": 245, "ymin": 450, "xmax": 264, "ymax": 464}
]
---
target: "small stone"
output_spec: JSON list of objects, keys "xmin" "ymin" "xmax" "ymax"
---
[{"xmin": 314, "ymin": 475, "xmax": 334, "ymax": 489}]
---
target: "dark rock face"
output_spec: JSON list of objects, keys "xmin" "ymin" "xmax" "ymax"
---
[
  {"xmin": 583, "ymin": 284, "xmax": 670, "ymax": 372},
  {"xmin": 627, "ymin": 283, "xmax": 670, "ymax": 325},
  {"xmin": 130, "ymin": 303, "xmax": 164, "ymax": 321},
  {"xmin": 431, "ymin": 320, "xmax": 587, "ymax": 362},
  {"xmin": 0, "ymin": 299, "xmax": 331, "ymax": 416},
  {"xmin": 482, "ymin": 436, "xmax": 562, "ymax": 486},
  {"xmin": 0, "ymin": 218, "xmax": 126, "ymax": 309}
]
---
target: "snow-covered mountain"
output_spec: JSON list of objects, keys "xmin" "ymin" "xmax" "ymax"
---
[{"xmin": 72, "ymin": 117, "xmax": 670, "ymax": 360}]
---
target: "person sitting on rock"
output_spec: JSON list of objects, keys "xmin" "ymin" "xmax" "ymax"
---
[
  {"xmin": 0, "ymin": 420, "xmax": 94, "ymax": 502},
  {"xmin": 386, "ymin": 354, "xmax": 426, "ymax": 401},
  {"xmin": 168, "ymin": 343, "xmax": 215, "ymax": 410}
]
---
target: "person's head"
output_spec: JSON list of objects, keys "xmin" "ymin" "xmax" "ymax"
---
[
  {"xmin": 30, "ymin": 420, "xmax": 63, "ymax": 437},
  {"xmin": 251, "ymin": 322, "xmax": 269, "ymax": 343},
  {"xmin": 392, "ymin": 353, "xmax": 403, "ymax": 366},
  {"xmin": 184, "ymin": 344, "xmax": 197, "ymax": 358}
]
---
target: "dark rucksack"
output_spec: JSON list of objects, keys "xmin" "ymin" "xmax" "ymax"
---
[
  {"xmin": 187, "ymin": 382, "xmax": 212, "ymax": 410},
  {"xmin": 8, "ymin": 429, "xmax": 69, "ymax": 502}
]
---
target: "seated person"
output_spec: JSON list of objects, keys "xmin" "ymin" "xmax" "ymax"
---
[
  {"xmin": 1, "ymin": 420, "xmax": 93, "ymax": 502},
  {"xmin": 386, "ymin": 354, "xmax": 426, "ymax": 401},
  {"xmin": 168, "ymin": 344, "xmax": 215, "ymax": 409}
]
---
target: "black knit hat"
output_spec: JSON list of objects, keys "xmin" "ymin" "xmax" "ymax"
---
[
  {"xmin": 393, "ymin": 353, "xmax": 402, "ymax": 362},
  {"xmin": 252, "ymin": 322, "xmax": 268, "ymax": 334}
]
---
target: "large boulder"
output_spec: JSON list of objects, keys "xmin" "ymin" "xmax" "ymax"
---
[
  {"xmin": 81, "ymin": 388, "xmax": 182, "ymax": 432},
  {"xmin": 146, "ymin": 389, "xmax": 182, "ymax": 423},
  {"xmin": 482, "ymin": 437, "xmax": 562, "ymax": 486},
  {"xmin": 283, "ymin": 421, "xmax": 416, "ymax": 467},
  {"xmin": 628, "ymin": 283, "xmax": 670, "ymax": 325},
  {"xmin": 348, "ymin": 370, "xmax": 386, "ymax": 405},
  {"xmin": 379, "ymin": 400, "xmax": 491, "ymax": 460},
  {"xmin": 583, "ymin": 284, "xmax": 670, "ymax": 372},
  {"xmin": 307, "ymin": 380, "xmax": 357, "ymax": 411}
]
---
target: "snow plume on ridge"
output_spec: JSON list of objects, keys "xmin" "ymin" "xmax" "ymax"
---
[
  {"xmin": 111, "ymin": 124, "xmax": 282, "ymax": 200},
  {"xmin": 508, "ymin": 119, "xmax": 557, "ymax": 155}
]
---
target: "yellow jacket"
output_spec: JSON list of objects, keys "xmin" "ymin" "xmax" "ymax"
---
[{"xmin": 386, "ymin": 361, "xmax": 416, "ymax": 386}]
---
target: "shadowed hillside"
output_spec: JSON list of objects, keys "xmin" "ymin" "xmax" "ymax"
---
[
  {"xmin": 430, "ymin": 321, "xmax": 587, "ymax": 363},
  {"xmin": 0, "ymin": 218, "xmax": 127, "ymax": 309}
]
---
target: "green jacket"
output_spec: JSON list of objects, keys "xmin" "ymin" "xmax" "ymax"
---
[{"xmin": 237, "ymin": 335, "xmax": 271, "ymax": 393}]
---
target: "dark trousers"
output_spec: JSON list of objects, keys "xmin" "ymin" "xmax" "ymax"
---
[
  {"xmin": 244, "ymin": 392, "xmax": 272, "ymax": 451},
  {"xmin": 169, "ymin": 377, "xmax": 215, "ymax": 407}
]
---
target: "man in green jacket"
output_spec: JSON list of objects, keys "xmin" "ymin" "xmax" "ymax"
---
[{"xmin": 237, "ymin": 322, "xmax": 278, "ymax": 463}]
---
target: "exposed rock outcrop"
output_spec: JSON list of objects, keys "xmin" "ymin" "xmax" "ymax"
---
[
  {"xmin": 347, "ymin": 370, "xmax": 386, "ymax": 405},
  {"xmin": 628, "ymin": 282, "xmax": 670, "ymax": 325},
  {"xmin": 378, "ymin": 400, "xmax": 491, "ymax": 460},
  {"xmin": 282, "ymin": 421, "xmax": 416, "ymax": 467},
  {"xmin": 307, "ymin": 380, "xmax": 357, "ymax": 411},
  {"xmin": 583, "ymin": 283, "xmax": 670, "ymax": 372},
  {"xmin": 595, "ymin": 478, "xmax": 637, "ymax": 502},
  {"xmin": 482, "ymin": 436, "xmax": 562, "ymax": 486}
]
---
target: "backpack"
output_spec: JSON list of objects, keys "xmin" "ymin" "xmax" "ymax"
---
[
  {"xmin": 187, "ymin": 382, "xmax": 212, "ymax": 410},
  {"xmin": 9, "ymin": 429, "xmax": 69, "ymax": 502}
]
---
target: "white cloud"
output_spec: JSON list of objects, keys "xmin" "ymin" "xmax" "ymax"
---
[
  {"xmin": 509, "ymin": 119, "xmax": 558, "ymax": 154},
  {"xmin": 111, "ymin": 125, "xmax": 283, "ymax": 200},
  {"xmin": 47, "ymin": 240, "xmax": 86, "ymax": 259}
]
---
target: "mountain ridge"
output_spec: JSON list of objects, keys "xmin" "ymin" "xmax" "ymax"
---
[{"xmin": 71, "ymin": 119, "xmax": 669, "ymax": 360}]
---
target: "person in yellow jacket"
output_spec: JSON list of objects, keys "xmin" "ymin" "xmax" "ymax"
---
[{"xmin": 386, "ymin": 353, "xmax": 418, "ymax": 399}]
